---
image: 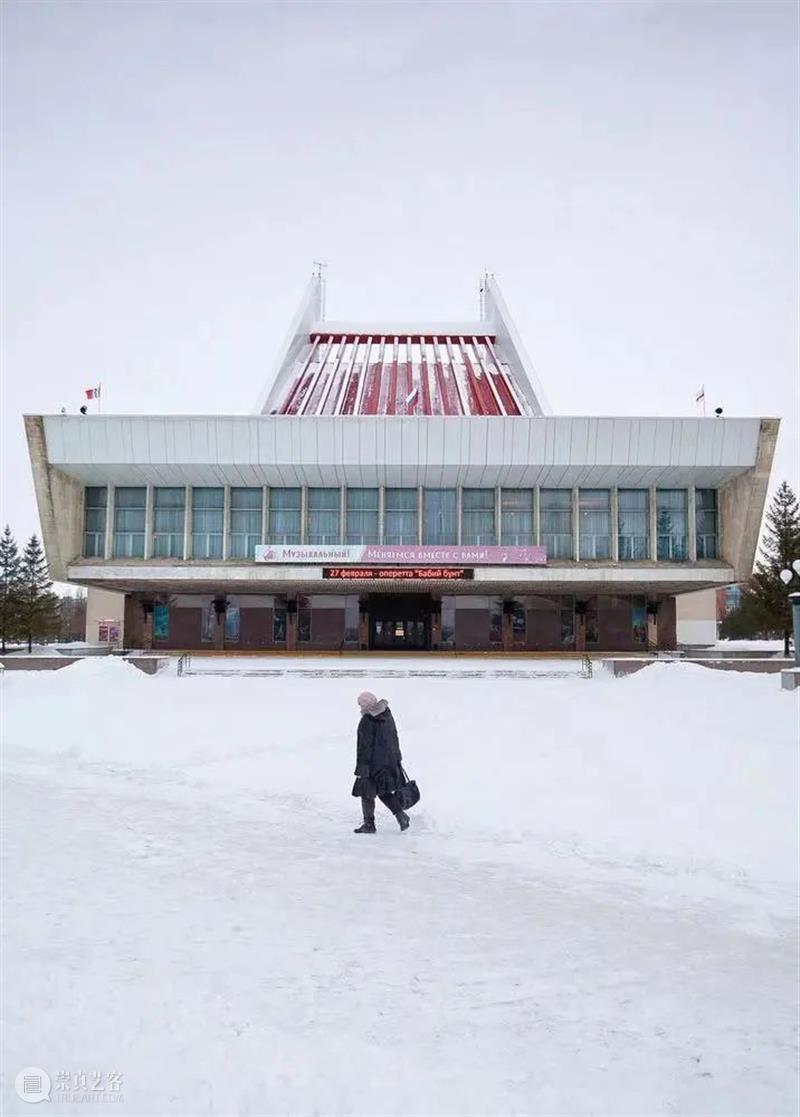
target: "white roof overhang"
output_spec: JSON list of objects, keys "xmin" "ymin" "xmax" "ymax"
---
[{"xmin": 35, "ymin": 413, "xmax": 767, "ymax": 490}]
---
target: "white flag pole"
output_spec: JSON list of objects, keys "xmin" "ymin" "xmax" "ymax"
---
[{"xmin": 98, "ymin": 382, "xmax": 102, "ymax": 414}]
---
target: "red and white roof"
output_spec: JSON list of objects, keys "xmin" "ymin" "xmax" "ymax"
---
[
  {"xmin": 278, "ymin": 333, "xmax": 527, "ymax": 417},
  {"xmin": 256, "ymin": 274, "xmax": 549, "ymax": 418}
]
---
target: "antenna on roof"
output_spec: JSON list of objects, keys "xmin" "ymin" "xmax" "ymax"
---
[
  {"xmin": 313, "ymin": 261, "xmax": 328, "ymax": 319},
  {"xmin": 479, "ymin": 273, "xmax": 486, "ymax": 319}
]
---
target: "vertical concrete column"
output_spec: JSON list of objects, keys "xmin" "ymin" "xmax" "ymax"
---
[
  {"xmin": 213, "ymin": 609, "xmax": 225, "ymax": 651},
  {"xmin": 300, "ymin": 487, "xmax": 308, "ymax": 544},
  {"xmin": 104, "ymin": 484, "xmax": 114, "ymax": 559},
  {"xmin": 183, "ymin": 485, "xmax": 192, "ymax": 560},
  {"xmin": 340, "ymin": 486, "xmax": 347, "ymax": 545},
  {"xmin": 647, "ymin": 602, "xmax": 659, "ymax": 649},
  {"xmin": 688, "ymin": 486, "xmax": 697, "ymax": 561},
  {"xmin": 378, "ymin": 485, "xmax": 386, "ymax": 543},
  {"xmin": 575, "ymin": 608, "xmax": 586, "ymax": 652},
  {"xmin": 287, "ymin": 603, "xmax": 298, "ymax": 652},
  {"xmin": 358, "ymin": 600, "xmax": 369, "ymax": 650},
  {"xmin": 431, "ymin": 600, "xmax": 442, "ymax": 650},
  {"xmin": 144, "ymin": 485, "xmax": 154, "ymax": 559},
  {"xmin": 222, "ymin": 486, "xmax": 231, "ymax": 559},
  {"xmin": 502, "ymin": 606, "xmax": 513, "ymax": 652},
  {"xmin": 456, "ymin": 486, "xmax": 463, "ymax": 545},
  {"xmin": 418, "ymin": 486, "xmax": 424, "ymax": 545},
  {"xmin": 495, "ymin": 487, "xmax": 502, "ymax": 545},
  {"xmin": 572, "ymin": 487, "xmax": 580, "ymax": 561},
  {"xmin": 261, "ymin": 486, "xmax": 269, "ymax": 545},
  {"xmin": 533, "ymin": 487, "xmax": 540, "ymax": 547},
  {"xmin": 611, "ymin": 487, "xmax": 620, "ymax": 562},
  {"xmin": 649, "ymin": 485, "xmax": 658, "ymax": 561},
  {"xmin": 142, "ymin": 603, "xmax": 154, "ymax": 652}
]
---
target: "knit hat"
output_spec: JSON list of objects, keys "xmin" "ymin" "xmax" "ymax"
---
[{"xmin": 357, "ymin": 691, "xmax": 380, "ymax": 713}]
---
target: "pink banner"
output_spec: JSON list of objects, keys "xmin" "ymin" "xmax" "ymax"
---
[
  {"xmin": 360, "ymin": 545, "xmax": 546, "ymax": 565},
  {"xmin": 256, "ymin": 544, "xmax": 547, "ymax": 565}
]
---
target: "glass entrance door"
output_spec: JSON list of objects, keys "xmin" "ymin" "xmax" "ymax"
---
[{"xmin": 368, "ymin": 595, "xmax": 432, "ymax": 651}]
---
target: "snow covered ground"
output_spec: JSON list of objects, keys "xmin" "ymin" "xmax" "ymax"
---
[
  {"xmin": 2, "ymin": 659, "xmax": 798, "ymax": 1115},
  {"xmin": 713, "ymin": 639, "xmax": 788, "ymax": 653}
]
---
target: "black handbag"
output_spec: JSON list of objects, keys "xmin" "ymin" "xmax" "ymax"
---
[{"xmin": 397, "ymin": 766, "xmax": 421, "ymax": 810}]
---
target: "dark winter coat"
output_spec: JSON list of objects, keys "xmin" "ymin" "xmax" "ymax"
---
[{"xmin": 351, "ymin": 703, "xmax": 405, "ymax": 798}]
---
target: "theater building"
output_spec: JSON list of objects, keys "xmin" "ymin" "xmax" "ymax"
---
[{"xmin": 26, "ymin": 274, "xmax": 778, "ymax": 654}]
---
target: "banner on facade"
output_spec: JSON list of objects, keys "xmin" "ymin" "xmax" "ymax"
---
[
  {"xmin": 98, "ymin": 619, "xmax": 121, "ymax": 643},
  {"xmin": 323, "ymin": 567, "xmax": 474, "ymax": 582},
  {"xmin": 152, "ymin": 605, "xmax": 169, "ymax": 641},
  {"xmin": 255, "ymin": 544, "xmax": 545, "ymax": 565}
]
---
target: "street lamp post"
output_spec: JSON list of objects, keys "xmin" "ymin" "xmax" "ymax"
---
[{"xmin": 779, "ymin": 559, "xmax": 800, "ymax": 665}]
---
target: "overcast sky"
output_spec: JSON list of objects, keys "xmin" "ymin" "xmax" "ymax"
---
[{"xmin": 2, "ymin": 0, "xmax": 798, "ymax": 546}]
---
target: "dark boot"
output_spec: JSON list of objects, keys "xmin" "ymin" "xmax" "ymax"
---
[
  {"xmin": 378, "ymin": 792, "xmax": 410, "ymax": 832},
  {"xmin": 354, "ymin": 797, "xmax": 376, "ymax": 834}
]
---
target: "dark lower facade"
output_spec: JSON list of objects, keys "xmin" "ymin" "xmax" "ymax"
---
[{"xmin": 123, "ymin": 591, "xmax": 677, "ymax": 653}]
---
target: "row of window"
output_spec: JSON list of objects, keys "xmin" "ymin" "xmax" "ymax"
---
[{"xmin": 83, "ymin": 485, "xmax": 719, "ymax": 561}]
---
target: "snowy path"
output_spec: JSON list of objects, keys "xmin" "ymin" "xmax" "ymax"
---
[{"xmin": 2, "ymin": 661, "xmax": 798, "ymax": 1115}]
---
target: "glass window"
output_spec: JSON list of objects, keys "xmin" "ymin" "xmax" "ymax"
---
[
  {"xmin": 268, "ymin": 488, "xmax": 301, "ymax": 544},
  {"xmin": 191, "ymin": 487, "xmax": 224, "ymax": 559},
  {"xmin": 462, "ymin": 488, "xmax": 495, "ymax": 545},
  {"xmin": 423, "ymin": 489, "xmax": 457, "ymax": 545},
  {"xmin": 229, "ymin": 488, "xmax": 263, "ymax": 559},
  {"xmin": 501, "ymin": 489, "xmax": 534, "ymax": 546},
  {"xmin": 579, "ymin": 490, "xmax": 610, "ymax": 559},
  {"xmin": 384, "ymin": 488, "xmax": 418, "ymax": 544},
  {"xmin": 83, "ymin": 486, "xmax": 107, "ymax": 557},
  {"xmin": 541, "ymin": 489, "xmax": 573, "ymax": 559},
  {"xmin": 619, "ymin": 489, "xmax": 649, "ymax": 561},
  {"xmin": 201, "ymin": 602, "xmax": 216, "ymax": 642},
  {"xmin": 153, "ymin": 603, "xmax": 169, "ymax": 641},
  {"xmin": 724, "ymin": 584, "xmax": 741, "ymax": 612},
  {"xmin": 657, "ymin": 489, "xmax": 688, "ymax": 560},
  {"xmin": 112, "ymin": 486, "xmax": 146, "ymax": 558},
  {"xmin": 695, "ymin": 489, "xmax": 718, "ymax": 559},
  {"xmin": 152, "ymin": 487, "xmax": 185, "ymax": 558},
  {"xmin": 307, "ymin": 488, "xmax": 340, "ymax": 545},
  {"xmin": 225, "ymin": 605, "xmax": 240, "ymax": 642},
  {"xmin": 632, "ymin": 596, "xmax": 647, "ymax": 644},
  {"xmin": 346, "ymin": 489, "xmax": 379, "ymax": 545}
]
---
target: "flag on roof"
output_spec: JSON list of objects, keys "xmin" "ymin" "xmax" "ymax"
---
[{"xmin": 85, "ymin": 385, "xmax": 101, "ymax": 400}]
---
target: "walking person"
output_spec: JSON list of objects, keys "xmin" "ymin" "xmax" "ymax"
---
[{"xmin": 352, "ymin": 691, "xmax": 410, "ymax": 833}]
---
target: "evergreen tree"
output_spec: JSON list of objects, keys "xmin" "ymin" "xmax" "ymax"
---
[
  {"xmin": 721, "ymin": 482, "xmax": 800, "ymax": 653},
  {"xmin": 57, "ymin": 592, "xmax": 87, "ymax": 642},
  {"xmin": 0, "ymin": 524, "xmax": 22, "ymax": 651},
  {"xmin": 18, "ymin": 535, "xmax": 60, "ymax": 653}
]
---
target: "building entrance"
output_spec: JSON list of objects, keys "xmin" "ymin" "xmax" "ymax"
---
[{"xmin": 368, "ymin": 594, "xmax": 432, "ymax": 651}]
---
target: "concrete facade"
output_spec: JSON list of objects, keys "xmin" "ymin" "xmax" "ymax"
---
[
  {"xmin": 676, "ymin": 588, "xmax": 717, "ymax": 646},
  {"xmin": 24, "ymin": 276, "xmax": 779, "ymax": 654},
  {"xmin": 85, "ymin": 587, "xmax": 126, "ymax": 644}
]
